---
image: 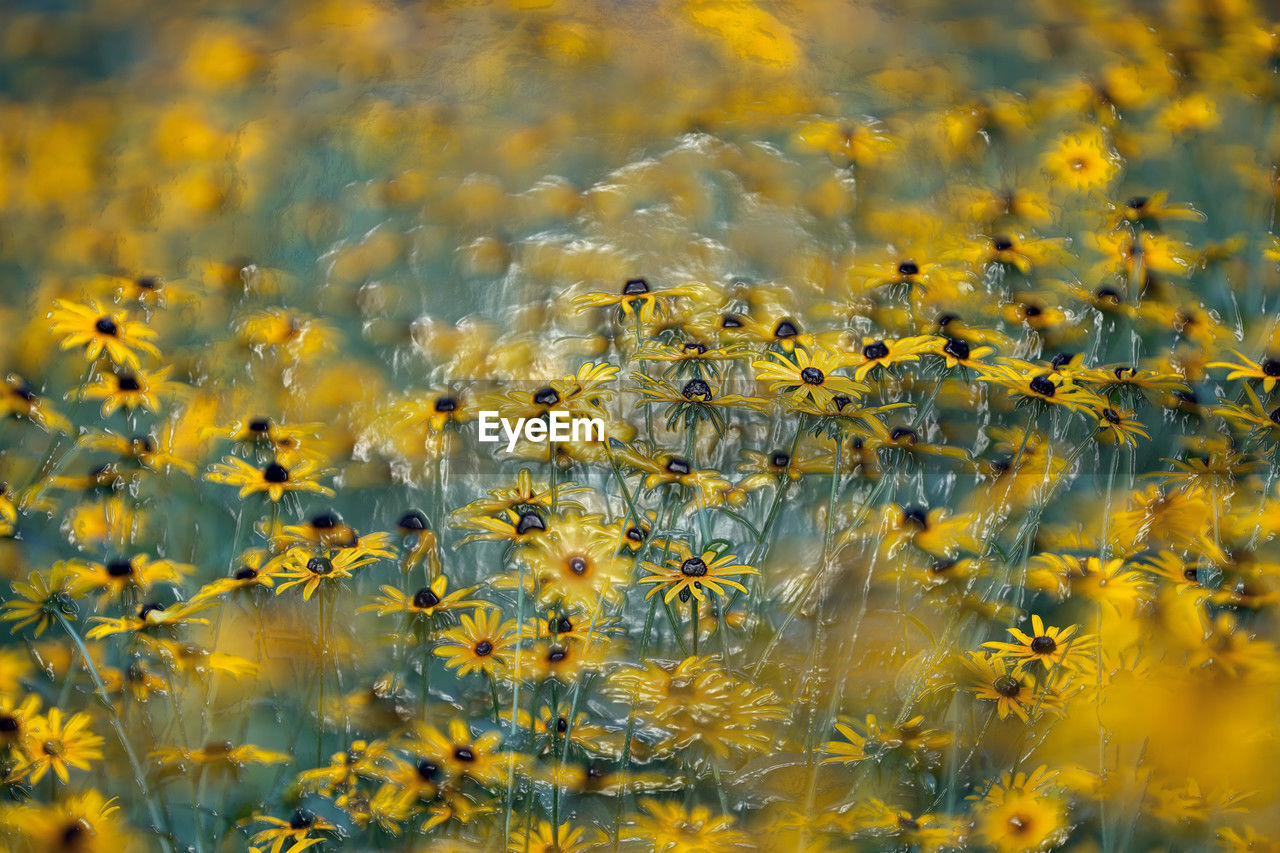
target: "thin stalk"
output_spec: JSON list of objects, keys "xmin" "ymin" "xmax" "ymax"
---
[{"xmin": 56, "ymin": 612, "xmax": 174, "ymax": 852}]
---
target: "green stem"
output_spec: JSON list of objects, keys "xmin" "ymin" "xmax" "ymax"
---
[{"xmin": 56, "ymin": 612, "xmax": 174, "ymax": 852}]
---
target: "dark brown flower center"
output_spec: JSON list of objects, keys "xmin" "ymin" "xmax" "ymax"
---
[
  {"xmin": 263, "ymin": 462, "xmax": 289, "ymax": 483},
  {"xmin": 434, "ymin": 396, "xmax": 457, "ymax": 413},
  {"xmin": 943, "ymin": 338, "xmax": 970, "ymax": 360},
  {"xmin": 474, "ymin": 641, "xmax": 493, "ymax": 657},
  {"xmin": 994, "ymin": 675, "xmax": 1021, "ymax": 697},
  {"xmin": 117, "ymin": 373, "xmax": 141, "ymax": 391},
  {"xmin": 665, "ymin": 457, "xmax": 691, "ymax": 476},
  {"xmin": 306, "ymin": 557, "xmax": 333, "ymax": 574},
  {"xmin": 800, "ymin": 367, "xmax": 825, "ymax": 385},
  {"xmin": 862, "ymin": 340, "xmax": 890, "ymax": 360},
  {"xmin": 453, "ymin": 746, "xmax": 476, "ymax": 762},
  {"xmin": 681, "ymin": 557, "xmax": 708, "ymax": 577},
  {"xmin": 1102, "ymin": 408, "xmax": 1121, "ymax": 424},
  {"xmin": 515, "ymin": 511, "xmax": 545, "ymax": 535},
  {"xmin": 682, "ymin": 378, "xmax": 712, "ymax": 399},
  {"xmin": 897, "ymin": 260, "xmax": 920, "ymax": 276},
  {"xmin": 993, "ymin": 236, "xmax": 1014, "ymax": 252},
  {"xmin": 568, "ymin": 556, "xmax": 588, "ymax": 576},
  {"xmin": 774, "ymin": 319, "xmax": 799, "ymax": 338},
  {"xmin": 234, "ymin": 567, "xmax": 258, "ymax": 580},
  {"xmin": 412, "ymin": 587, "xmax": 440, "ymax": 608},
  {"xmin": 95, "ymin": 317, "xmax": 118, "ymax": 336},
  {"xmin": 416, "ymin": 759, "xmax": 440, "ymax": 780},
  {"xmin": 547, "ymin": 646, "xmax": 568, "ymax": 663},
  {"xmin": 1263, "ymin": 358, "xmax": 1280, "ymax": 377},
  {"xmin": 622, "ymin": 277, "xmax": 650, "ymax": 295},
  {"xmin": 106, "ymin": 559, "xmax": 133, "ymax": 577},
  {"xmin": 770, "ymin": 451, "xmax": 790, "ymax": 468},
  {"xmin": 533, "ymin": 386, "xmax": 561, "ymax": 406},
  {"xmin": 1030, "ymin": 635, "xmax": 1057, "ymax": 654},
  {"xmin": 398, "ymin": 509, "xmax": 428, "ymax": 530},
  {"xmin": 1029, "ymin": 375, "xmax": 1056, "ymax": 397}
]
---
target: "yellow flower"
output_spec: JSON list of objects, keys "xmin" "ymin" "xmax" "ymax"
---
[
  {"xmin": 623, "ymin": 800, "xmax": 753, "ymax": 852},
  {"xmin": 20, "ymin": 708, "xmax": 104, "ymax": 784},
  {"xmin": 639, "ymin": 543, "xmax": 756, "ymax": 604},
  {"xmin": 982, "ymin": 614, "xmax": 1094, "ymax": 673},
  {"xmin": 2, "ymin": 565, "xmax": 80, "ymax": 638},
  {"xmin": 1042, "ymin": 129, "xmax": 1121, "ymax": 191},
  {"xmin": 47, "ymin": 299, "xmax": 160, "ymax": 368},
  {"xmin": 433, "ymin": 608, "xmax": 519, "ymax": 678},
  {"xmin": 204, "ymin": 454, "xmax": 335, "ymax": 502},
  {"xmin": 752, "ymin": 346, "xmax": 867, "ymax": 410},
  {"xmin": 270, "ymin": 548, "xmax": 379, "ymax": 601},
  {"xmin": 523, "ymin": 513, "xmax": 631, "ymax": 609},
  {"xmin": 794, "ymin": 116, "xmax": 894, "ymax": 167}
]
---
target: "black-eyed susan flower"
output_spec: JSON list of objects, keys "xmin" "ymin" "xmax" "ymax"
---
[
  {"xmin": 639, "ymin": 544, "xmax": 756, "ymax": 605},
  {"xmin": 359, "ymin": 574, "xmax": 485, "ymax": 620},
  {"xmin": 204, "ymin": 454, "xmax": 335, "ymax": 502},
  {"xmin": 1207, "ymin": 350, "xmax": 1280, "ymax": 393},
  {"xmin": 1, "ymin": 566, "xmax": 80, "ymax": 638},
  {"xmin": 1093, "ymin": 405, "xmax": 1150, "ymax": 447},
  {"xmin": 963, "ymin": 652, "xmax": 1062, "ymax": 722},
  {"xmin": 523, "ymin": 513, "xmax": 631, "ymax": 609},
  {"xmin": 1042, "ymin": 129, "xmax": 1121, "ymax": 192},
  {"xmin": 270, "ymin": 548, "xmax": 379, "ymax": 601},
  {"xmin": 47, "ymin": 299, "xmax": 160, "ymax": 368},
  {"xmin": 508, "ymin": 820, "xmax": 604, "ymax": 853},
  {"xmin": 751, "ymin": 346, "xmax": 866, "ymax": 410},
  {"xmin": 572, "ymin": 277, "xmax": 698, "ymax": 325},
  {"xmin": 85, "ymin": 600, "xmax": 211, "ymax": 639},
  {"xmin": 433, "ymin": 608, "xmax": 518, "ymax": 678},
  {"xmin": 19, "ymin": 708, "xmax": 104, "ymax": 784},
  {"xmin": 622, "ymin": 800, "xmax": 753, "ymax": 852},
  {"xmin": 404, "ymin": 718, "xmax": 511, "ymax": 785},
  {"xmin": 248, "ymin": 809, "xmax": 338, "ymax": 853},
  {"xmin": 839, "ymin": 335, "xmax": 934, "ymax": 383},
  {"xmin": 74, "ymin": 365, "xmax": 183, "ymax": 417},
  {"xmin": 1, "ymin": 374, "xmax": 72, "ymax": 432},
  {"xmin": 982, "ymin": 614, "xmax": 1095, "ymax": 673}
]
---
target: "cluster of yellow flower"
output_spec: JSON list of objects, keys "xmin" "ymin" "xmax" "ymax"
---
[{"xmin": 5, "ymin": 0, "xmax": 1280, "ymax": 851}]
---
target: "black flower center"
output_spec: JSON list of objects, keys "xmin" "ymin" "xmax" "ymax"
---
[
  {"xmin": 552, "ymin": 615, "xmax": 573, "ymax": 633},
  {"xmin": 943, "ymin": 338, "xmax": 970, "ymax": 360},
  {"xmin": 800, "ymin": 366, "xmax": 825, "ymax": 385},
  {"xmin": 721, "ymin": 313, "xmax": 744, "ymax": 328},
  {"xmin": 412, "ymin": 587, "xmax": 440, "ymax": 608},
  {"xmin": 0, "ymin": 715, "xmax": 19, "ymax": 734},
  {"xmin": 1023, "ymin": 304, "xmax": 1043, "ymax": 318},
  {"xmin": 234, "ymin": 566, "xmax": 259, "ymax": 580},
  {"xmin": 515, "ymin": 511, "xmax": 545, "ymax": 535},
  {"xmin": 1102, "ymin": 408, "xmax": 1121, "ymax": 424},
  {"xmin": 263, "ymin": 463, "xmax": 289, "ymax": 483},
  {"xmin": 547, "ymin": 646, "xmax": 568, "ymax": 663},
  {"xmin": 1029, "ymin": 375, "xmax": 1056, "ymax": 397},
  {"xmin": 902, "ymin": 506, "xmax": 928, "ymax": 528},
  {"xmin": 1050, "ymin": 352, "xmax": 1074, "ymax": 368},
  {"xmin": 95, "ymin": 317, "xmax": 118, "ymax": 336},
  {"xmin": 897, "ymin": 260, "xmax": 920, "ymax": 276},
  {"xmin": 556, "ymin": 716, "xmax": 569, "ymax": 733},
  {"xmin": 1126, "ymin": 196, "xmax": 1148, "ymax": 210},
  {"xmin": 248, "ymin": 417, "xmax": 271, "ymax": 433},
  {"xmin": 137, "ymin": 275, "xmax": 162, "ymax": 290},
  {"xmin": 682, "ymin": 342, "xmax": 707, "ymax": 354},
  {"xmin": 453, "ymin": 746, "xmax": 476, "ymax": 762},
  {"xmin": 936, "ymin": 313, "xmax": 960, "ymax": 328},
  {"xmin": 774, "ymin": 319, "xmax": 799, "ymax": 338},
  {"xmin": 117, "ymin": 373, "xmax": 141, "ymax": 391},
  {"xmin": 992, "ymin": 236, "xmax": 1014, "ymax": 252},
  {"xmin": 568, "ymin": 556, "xmax": 588, "ymax": 575},
  {"xmin": 890, "ymin": 426, "xmax": 918, "ymax": 442},
  {"xmin": 398, "ymin": 509, "xmax": 428, "ymax": 530},
  {"xmin": 416, "ymin": 759, "xmax": 440, "ymax": 780},
  {"xmin": 62, "ymin": 818, "xmax": 91, "ymax": 845},
  {"xmin": 1095, "ymin": 286, "xmax": 1121, "ymax": 302},
  {"xmin": 622, "ymin": 277, "xmax": 650, "ymax": 295},
  {"xmin": 1184, "ymin": 568, "xmax": 1199, "ymax": 581},
  {"xmin": 682, "ymin": 378, "xmax": 712, "ymax": 399},
  {"xmin": 290, "ymin": 810, "xmax": 314, "ymax": 830},
  {"xmin": 533, "ymin": 386, "xmax": 561, "ymax": 406},
  {"xmin": 474, "ymin": 641, "xmax": 493, "ymax": 657},
  {"xmin": 311, "ymin": 511, "xmax": 341, "ymax": 529},
  {"xmin": 681, "ymin": 557, "xmax": 708, "ymax": 577},
  {"xmin": 1263, "ymin": 358, "xmax": 1280, "ymax": 377},
  {"xmin": 1030, "ymin": 635, "xmax": 1057, "ymax": 654},
  {"xmin": 625, "ymin": 526, "xmax": 646, "ymax": 542},
  {"xmin": 994, "ymin": 675, "xmax": 1021, "ymax": 698},
  {"xmin": 434, "ymin": 396, "xmax": 458, "ymax": 413},
  {"xmin": 138, "ymin": 602, "xmax": 165, "ymax": 619},
  {"xmin": 862, "ymin": 340, "xmax": 890, "ymax": 360},
  {"xmin": 665, "ymin": 457, "xmax": 691, "ymax": 476},
  {"xmin": 832, "ymin": 395, "xmax": 851, "ymax": 411},
  {"xmin": 307, "ymin": 557, "xmax": 333, "ymax": 574},
  {"xmin": 770, "ymin": 451, "xmax": 790, "ymax": 468},
  {"xmin": 106, "ymin": 559, "xmax": 134, "ymax": 578}
]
